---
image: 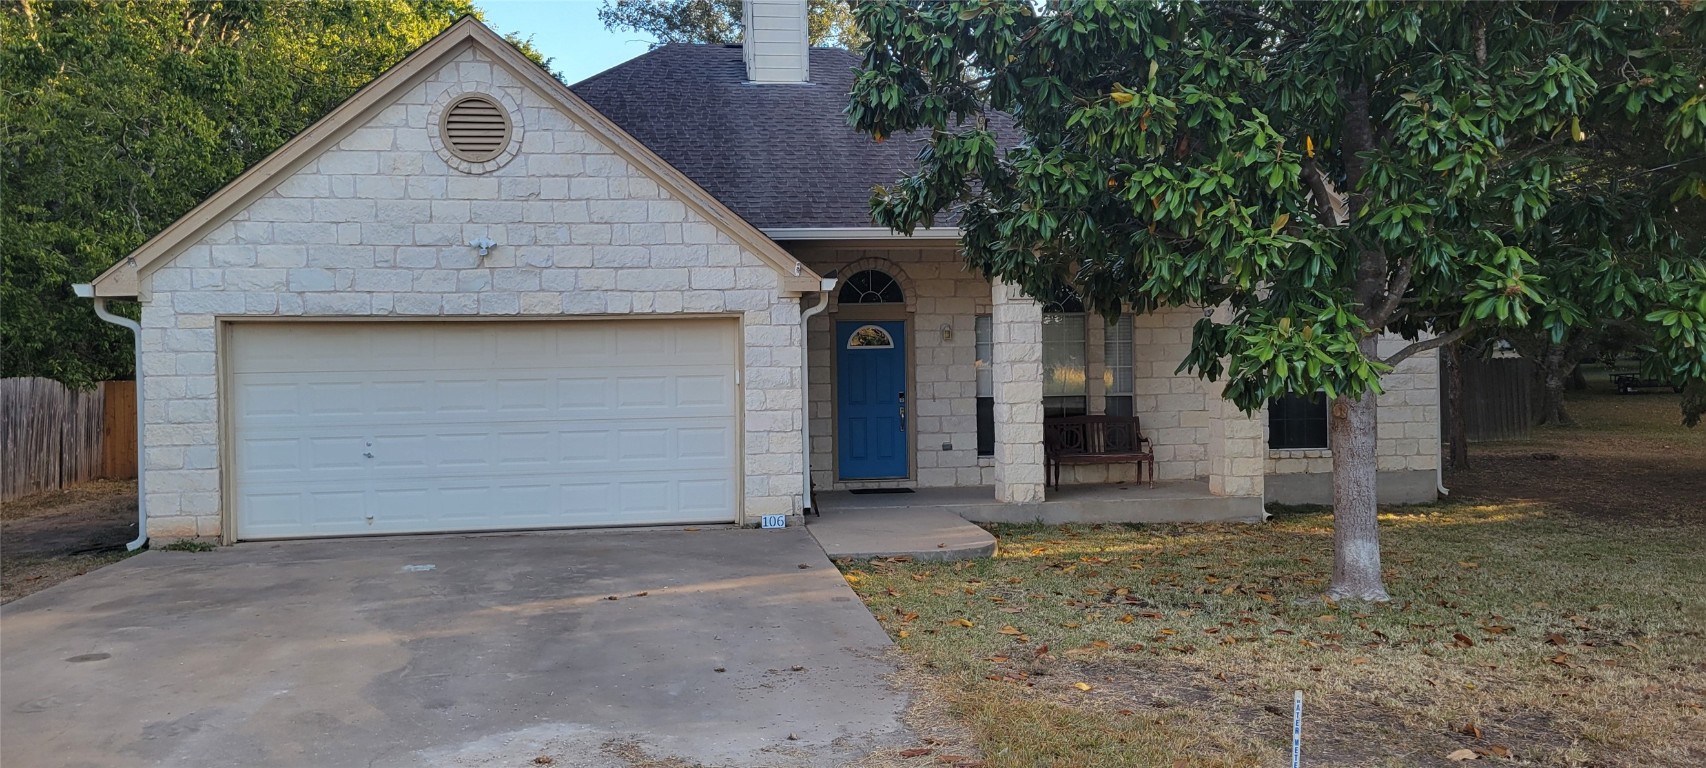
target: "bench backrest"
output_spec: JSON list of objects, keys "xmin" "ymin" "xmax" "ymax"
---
[{"xmin": 1043, "ymin": 415, "xmax": 1147, "ymax": 456}]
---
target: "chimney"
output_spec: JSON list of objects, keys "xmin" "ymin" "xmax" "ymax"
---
[{"xmin": 742, "ymin": 0, "xmax": 809, "ymax": 84}]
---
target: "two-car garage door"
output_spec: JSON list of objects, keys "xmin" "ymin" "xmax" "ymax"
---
[{"xmin": 229, "ymin": 320, "xmax": 740, "ymax": 540}]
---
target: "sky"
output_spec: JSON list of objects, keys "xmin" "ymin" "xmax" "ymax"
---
[{"xmin": 478, "ymin": 0, "xmax": 657, "ymax": 84}]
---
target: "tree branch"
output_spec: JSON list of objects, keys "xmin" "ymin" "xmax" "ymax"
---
[
  {"xmin": 1372, "ymin": 252, "xmax": 1417, "ymax": 326},
  {"xmin": 1299, "ymin": 159, "xmax": 1342, "ymax": 227},
  {"xmin": 1383, "ymin": 324, "xmax": 1478, "ymax": 368}
]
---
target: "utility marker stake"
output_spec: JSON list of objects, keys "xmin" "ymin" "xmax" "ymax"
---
[{"xmin": 1292, "ymin": 690, "xmax": 1303, "ymax": 768}]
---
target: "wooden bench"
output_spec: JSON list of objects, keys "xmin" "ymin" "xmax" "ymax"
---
[{"xmin": 1043, "ymin": 415, "xmax": 1155, "ymax": 490}]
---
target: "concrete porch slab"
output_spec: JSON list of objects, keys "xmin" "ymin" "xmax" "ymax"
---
[
  {"xmin": 807, "ymin": 505, "xmax": 997, "ymax": 562},
  {"xmin": 815, "ymin": 481, "xmax": 1266, "ymax": 526}
]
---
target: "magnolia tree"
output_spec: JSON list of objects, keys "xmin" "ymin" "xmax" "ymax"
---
[{"xmin": 849, "ymin": 0, "xmax": 1706, "ymax": 600}]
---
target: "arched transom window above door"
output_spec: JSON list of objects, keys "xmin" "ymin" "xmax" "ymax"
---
[
  {"xmin": 845, "ymin": 325, "xmax": 896, "ymax": 348},
  {"xmin": 838, "ymin": 270, "xmax": 904, "ymax": 304}
]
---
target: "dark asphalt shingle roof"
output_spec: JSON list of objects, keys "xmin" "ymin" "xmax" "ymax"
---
[{"xmin": 570, "ymin": 44, "xmax": 1013, "ymax": 231}]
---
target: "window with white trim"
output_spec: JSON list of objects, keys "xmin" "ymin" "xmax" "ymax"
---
[
  {"xmin": 1042, "ymin": 289, "xmax": 1087, "ymax": 418},
  {"xmin": 975, "ymin": 314, "xmax": 994, "ymax": 456},
  {"xmin": 1103, "ymin": 314, "xmax": 1134, "ymax": 416},
  {"xmin": 1268, "ymin": 392, "xmax": 1330, "ymax": 449}
]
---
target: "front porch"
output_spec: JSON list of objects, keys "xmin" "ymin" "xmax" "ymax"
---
[
  {"xmin": 807, "ymin": 481, "xmax": 1265, "ymax": 562},
  {"xmin": 817, "ymin": 480, "xmax": 1264, "ymax": 525},
  {"xmin": 784, "ymin": 242, "xmax": 1269, "ymax": 544}
]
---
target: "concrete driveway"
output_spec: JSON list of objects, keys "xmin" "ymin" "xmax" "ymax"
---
[{"xmin": 0, "ymin": 527, "xmax": 911, "ymax": 767}]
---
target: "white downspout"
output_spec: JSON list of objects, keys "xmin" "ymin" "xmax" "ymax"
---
[
  {"xmin": 74, "ymin": 284, "xmax": 148, "ymax": 551},
  {"xmin": 1437, "ymin": 348, "xmax": 1450, "ymax": 498},
  {"xmin": 799, "ymin": 278, "xmax": 836, "ymax": 514}
]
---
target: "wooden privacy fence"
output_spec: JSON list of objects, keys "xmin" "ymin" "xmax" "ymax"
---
[
  {"xmin": 1442, "ymin": 356, "xmax": 1538, "ymax": 443},
  {"xmin": 1, "ymin": 378, "xmax": 137, "ymax": 502}
]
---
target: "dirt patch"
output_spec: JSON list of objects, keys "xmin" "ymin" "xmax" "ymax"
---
[
  {"xmin": 992, "ymin": 654, "xmax": 1575, "ymax": 768},
  {"xmin": 847, "ymin": 654, "xmax": 986, "ymax": 768},
  {"xmin": 2, "ymin": 479, "xmax": 139, "ymax": 604},
  {"xmin": 1446, "ymin": 388, "xmax": 1706, "ymax": 526}
]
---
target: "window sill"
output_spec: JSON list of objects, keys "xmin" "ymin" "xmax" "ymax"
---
[
  {"xmin": 977, "ymin": 455, "xmax": 996, "ymax": 466},
  {"xmin": 1268, "ymin": 448, "xmax": 1331, "ymax": 459}
]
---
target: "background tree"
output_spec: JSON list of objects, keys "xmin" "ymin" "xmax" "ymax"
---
[
  {"xmin": 2, "ymin": 0, "xmax": 553, "ymax": 388},
  {"xmin": 849, "ymin": 0, "xmax": 1706, "ymax": 600},
  {"xmin": 598, "ymin": 0, "xmax": 861, "ymax": 48},
  {"xmin": 1502, "ymin": 110, "xmax": 1706, "ymax": 427}
]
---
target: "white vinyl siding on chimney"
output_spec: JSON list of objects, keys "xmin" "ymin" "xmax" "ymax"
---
[{"xmin": 743, "ymin": 0, "xmax": 810, "ymax": 83}]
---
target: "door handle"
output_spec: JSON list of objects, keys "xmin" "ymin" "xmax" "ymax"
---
[{"xmin": 898, "ymin": 391, "xmax": 906, "ymax": 432}]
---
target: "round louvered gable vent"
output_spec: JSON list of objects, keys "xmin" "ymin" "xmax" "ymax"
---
[{"xmin": 440, "ymin": 95, "xmax": 512, "ymax": 162}]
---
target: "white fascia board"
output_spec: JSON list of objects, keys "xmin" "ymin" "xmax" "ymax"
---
[{"xmin": 761, "ymin": 227, "xmax": 961, "ymax": 240}]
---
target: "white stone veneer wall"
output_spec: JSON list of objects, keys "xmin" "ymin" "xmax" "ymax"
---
[
  {"xmin": 136, "ymin": 47, "xmax": 804, "ymax": 539},
  {"xmin": 790, "ymin": 242, "xmax": 1440, "ymax": 494}
]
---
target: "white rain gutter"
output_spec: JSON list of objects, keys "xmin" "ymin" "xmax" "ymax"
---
[
  {"xmin": 763, "ymin": 227, "xmax": 961, "ymax": 241},
  {"xmin": 74, "ymin": 284, "xmax": 148, "ymax": 551},
  {"xmin": 799, "ymin": 278, "xmax": 837, "ymax": 514}
]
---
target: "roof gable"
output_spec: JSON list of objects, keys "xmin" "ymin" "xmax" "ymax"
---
[{"xmin": 90, "ymin": 18, "xmax": 819, "ymax": 297}]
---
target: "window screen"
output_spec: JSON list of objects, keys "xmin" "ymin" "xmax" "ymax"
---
[
  {"xmin": 1268, "ymin": 392, "xmax": 1330, "ymax": 449},
  {"xmin": 975, "ymin": 315, "xmax": 994, "ymax": 455}
]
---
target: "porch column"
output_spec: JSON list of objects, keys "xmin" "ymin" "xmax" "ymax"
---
[
  {"xmin": 1205, "ymin": 376, "xmax": 1266, "ymax": 498},
  {"xmin": 992, "ymin": 279, "xmax": 1046, "ymax": 502}
]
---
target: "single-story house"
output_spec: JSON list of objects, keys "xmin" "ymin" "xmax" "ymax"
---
[{"xmin": 79, "ymin": 2, "xmax": 1440, "ymax": 543}]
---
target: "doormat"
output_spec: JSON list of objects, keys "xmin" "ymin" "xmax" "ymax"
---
[{"xmin": 848, "ymin": 488, "xmax": 916, "ymax": 495}]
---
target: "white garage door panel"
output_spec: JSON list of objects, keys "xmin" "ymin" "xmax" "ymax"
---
[{"xmin": 231, "ymin": 321, "xmax": 740, "ymax": 539}]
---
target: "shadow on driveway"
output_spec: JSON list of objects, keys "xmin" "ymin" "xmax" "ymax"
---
[{"xmin": 1, "ymin": 527, "xmax": 911, "ymax": 767}]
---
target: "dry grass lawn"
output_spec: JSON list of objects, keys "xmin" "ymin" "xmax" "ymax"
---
[{"xmin": 841, "ymin": 387, "xmax": 1705, "ymax": 767}]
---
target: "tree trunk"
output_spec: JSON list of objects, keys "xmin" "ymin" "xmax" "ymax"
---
[
  {"xmin": 1327, "ymin": 336, "xmax": 1391, "ymax": 602},
  {"xmin": 1443, "ymin": 341, "xmax": 1470, "ymax": 470},
  {"xmin": 1326, "ymin": 81, "xmax": 1390, "ymax": 603},
  {"xmin": 1536, "ymin": 344, "xmax": 1576, "ymax": 427},
  {"xmin": 1567, "ymin": 363, "xmax": 1588, "ymax": 391}
]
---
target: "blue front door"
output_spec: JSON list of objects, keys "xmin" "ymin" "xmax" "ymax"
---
[{"xmin": 836, "ymin": 321, "xmax": 908, "ymax": 479}]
